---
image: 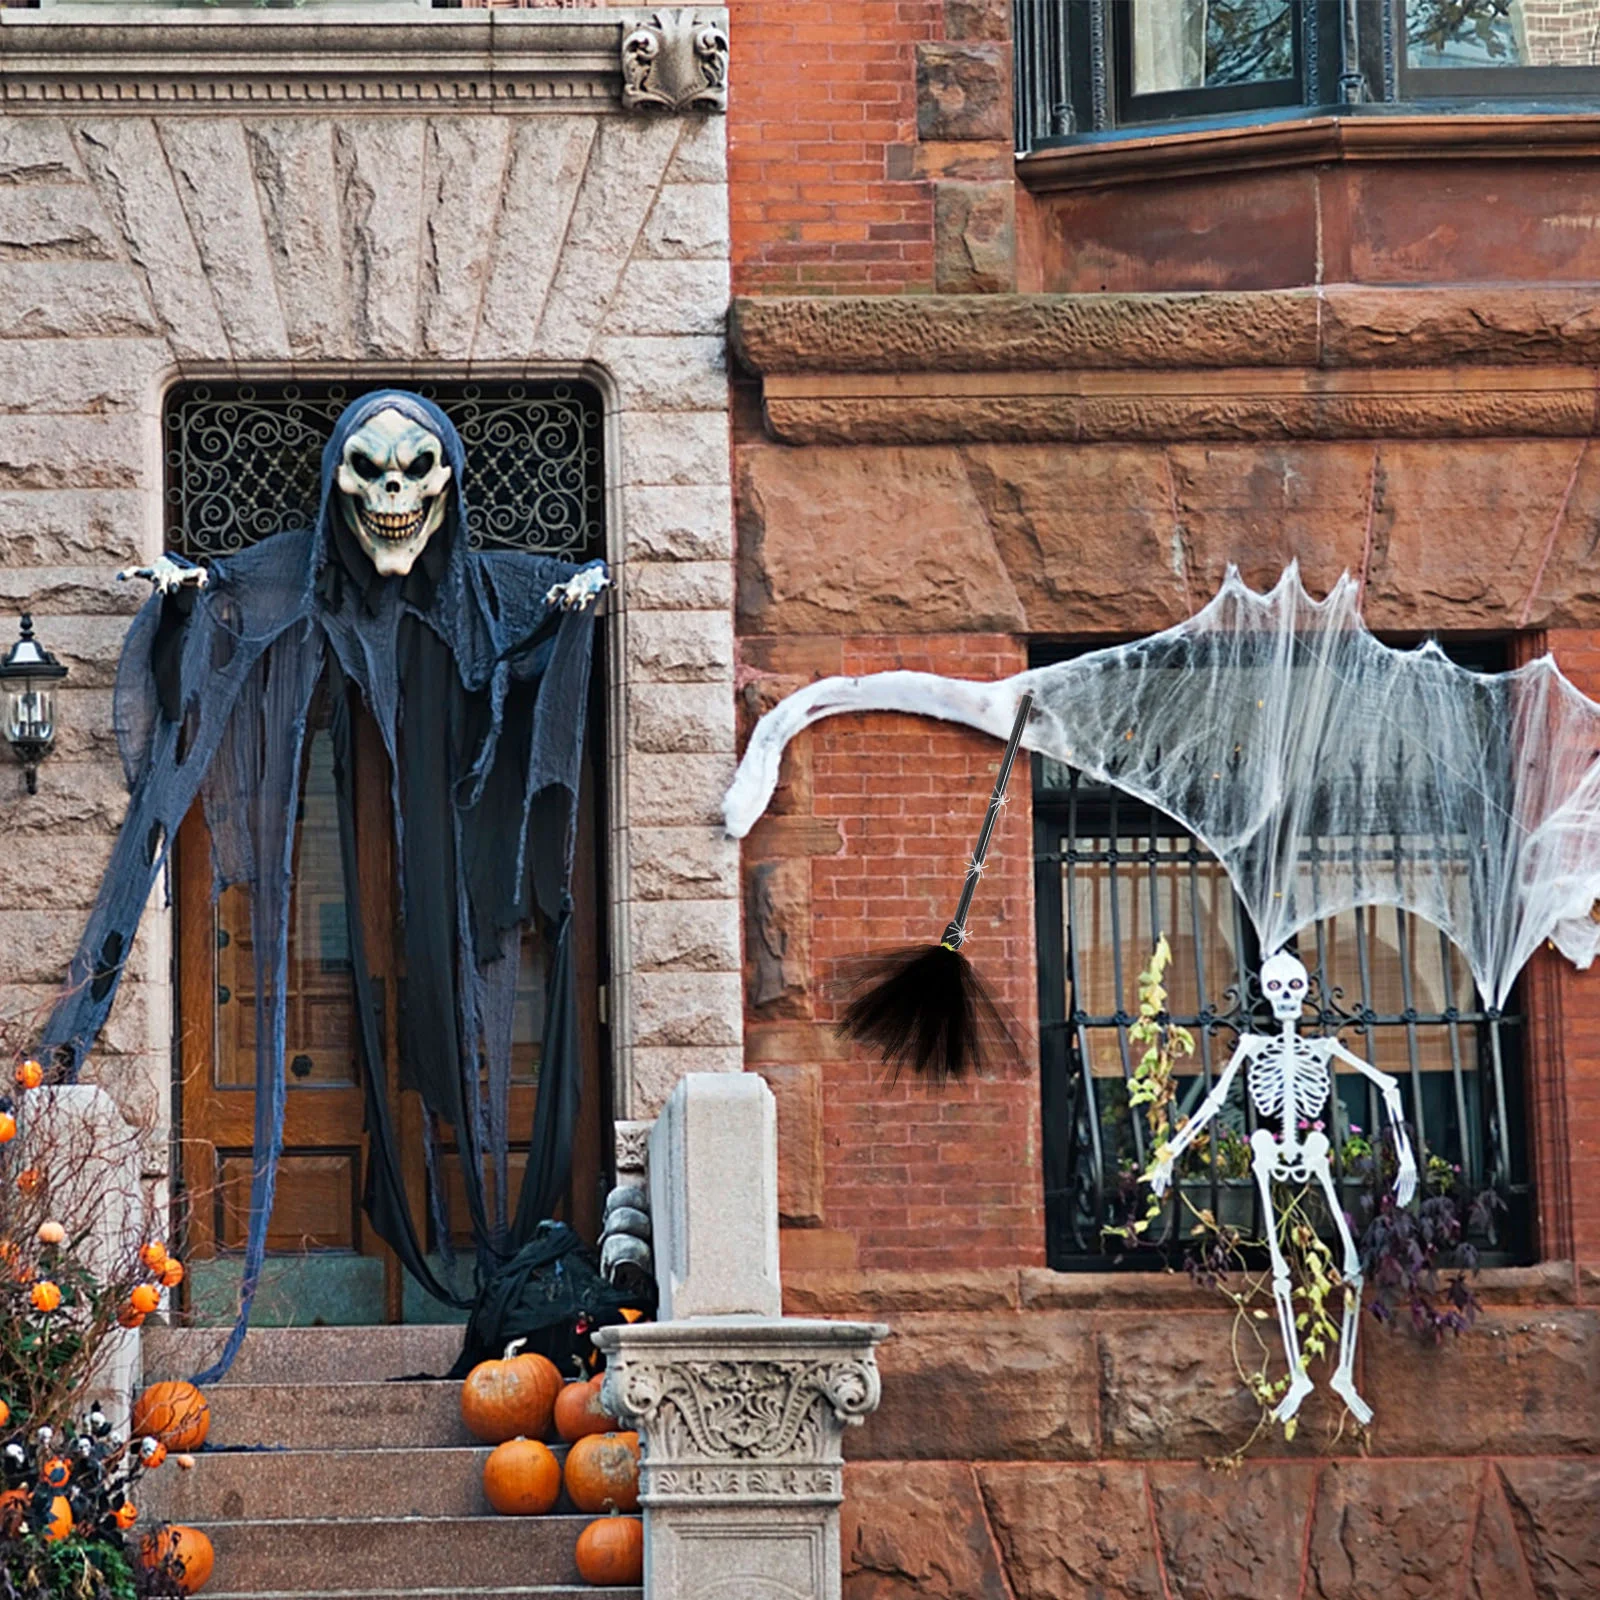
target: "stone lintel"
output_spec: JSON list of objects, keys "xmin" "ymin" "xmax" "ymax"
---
[
  {"xmin": 595, "ymin": 1317, "xmax": 889, "ymax": 1510},
  {"xmin": 0, "ymin": 10, "xmax": 724, "ymax": 114},
  {"xmin": 732, "ymin": 288, "xmax": 1600, "ymax": 445},
  {"xmin": 731, "ymin": 287, "xmax": 1600, "ymax": 377}
]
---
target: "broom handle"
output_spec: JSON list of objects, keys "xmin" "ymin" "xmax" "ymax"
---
[{"xmin": 941, "ymin": 691, "xmax": 1035, "ymax": 949}]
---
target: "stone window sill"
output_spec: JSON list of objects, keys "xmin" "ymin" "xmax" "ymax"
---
[{"xmin": 1018, "ymin": 109, "xmax": 1600, "ymax": 194}]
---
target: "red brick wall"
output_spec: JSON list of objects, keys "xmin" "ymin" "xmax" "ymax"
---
[
  {"xmin": 728, "ymin": 0, "xmax": 1014, "ymax": 294},
  {"xmin": 741, "ymin": 633, "xmax": 1043, "ymax": 1274}
]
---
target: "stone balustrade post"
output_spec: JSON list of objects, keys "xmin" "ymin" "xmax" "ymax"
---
[{"xmin": 596, "ymin": 1073, "xmax": 887, "ymax": 1600}]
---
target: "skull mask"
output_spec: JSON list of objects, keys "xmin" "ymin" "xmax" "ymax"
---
[
  {"xmin": 336, "ymin": 407, "xmax": 453, "ymax": 578},
  {"xmin": 1260, "ymin": 950, "xmax": 1309, "ymax": 1022}
]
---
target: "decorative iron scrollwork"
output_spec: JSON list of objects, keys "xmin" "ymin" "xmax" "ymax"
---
[{"xmin": 165, "ymin": 381, "xmax": 604, "ymax": 563}]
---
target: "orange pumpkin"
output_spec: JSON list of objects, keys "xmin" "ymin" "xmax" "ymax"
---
[
  {"xmin": 564, "ymin": 1430, "xmax": 640, "ymax": 1514},
  {"xmin": 132, "ymin": 1382, "xmax": 211, "ymax": 1451},
  {"xmin": 0, "ymin": 1398, "xmax": 10, "ymax": 1428},
  {"xmin": 30, "ymin": 1281, "xmax": 60, "ymax": 1313},
  {"xmin": 0, "ymin": 1487, "xmax": 27, "ymax": 1530},
  {"xmin": 141, "ymin": 1439, "xmax": 168, "ymax": 1469},
  {"xmin": 116, "ymin": 1501, "xmax": 139, "ymax": 1530},
  {"xmin": 0, "ymin": 1113, "xmax": 16, "ymax": 1145},
  {"xmin": 161, "ymin": 1259, "xmax": 186, "ymax": 1289},
  {"xmin": 459, "ymin": 1340, "xmax": 563, "ymax": 1445},
  {"xmin": 43, "ymin": 1495, "xmax": 72, "ymax": 1542},
  {"xmin": 118, "ymin": 1305, "xmax": 147, "ymax": 1330},
  {"xmin": 140, "ymin": 1242, "xmax": 168, "ymax": 1272},
  {"xmin": 40, "ymin": 1457, "xmax": 70, "ymax": 1489},
  {"xmin": 575, "ymin": 1511, "xmax": 643, "ymax": 1586},
  {"xmin": 141, "ymin": 1524, "xmax": 214, "ymax": 1594},
  {"xmin": 14, "ymin": 1061, "xmax": 41, "ymax": 1091},
  {"xmin": 481, "ymin": 1437, "xmax": 562, "ymax": 1516},
  {"xmin": 554, "ymin": 1376, "xmax": 617, "ymax": 1443},
  {"xmin": 130, "ymin": 1284, "xmax": 161, "ymax": 1315}
]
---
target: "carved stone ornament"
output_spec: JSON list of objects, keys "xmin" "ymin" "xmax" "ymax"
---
[
  {"xmin": 595, "ymin": 1318, "xmax": 887, "ymax": 1508},
  {"xmin": 613, "ymin": 1119, "xmax": 653, "ymax": 1178},
  {"xmin": 622, "ymin": 8, "xmax": 729, "ymax": 114}
]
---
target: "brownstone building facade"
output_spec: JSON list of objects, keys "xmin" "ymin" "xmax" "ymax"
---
[{"xmin": 728, "ymin": 2, "xmax": 1600, "ymax": 1594}]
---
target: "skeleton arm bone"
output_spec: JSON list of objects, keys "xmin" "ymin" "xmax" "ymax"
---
[
  {"xmin": 1326, "ymin": 1040, "xmax": 1418, "ymax": 1205},
  {"xmin": 1145, "ymin": 1037, "xmax": 1261, "ymax": 1197},
  {"xmin": 724, "ymin": 669, "xmax": 1033, "ymax": 838}
]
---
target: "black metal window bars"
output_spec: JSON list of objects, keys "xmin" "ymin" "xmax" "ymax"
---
[
  {"xmin": 164, "ymin": 379, "xmax": 606, "ymax": 564},
  {"xmin": 1035, "ymin": 760, "xmax": 1532, "ymax": 1270}
]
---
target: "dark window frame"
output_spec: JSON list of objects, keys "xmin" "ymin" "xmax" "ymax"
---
[
  {"xmin": 1032, "ymin": 638, "xmax": 1534, "ymax": 1273},
  {"xmin": 1016, "ymin": 0, "xmax": 1600, "ymax": 153}
]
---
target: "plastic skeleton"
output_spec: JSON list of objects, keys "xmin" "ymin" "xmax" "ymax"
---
[{"xmin": 1147, "ymin": 951, "xmax": 1417, "ymax": 1426}]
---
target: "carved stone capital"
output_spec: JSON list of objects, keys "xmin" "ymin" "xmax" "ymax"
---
[
  {"xmin": 594, "ymin": 1318, "xmax": 887, "ymax": 1508},
  {"xmin": 622, "ymin": 8, "xmax": 728, "ymax": 114}
]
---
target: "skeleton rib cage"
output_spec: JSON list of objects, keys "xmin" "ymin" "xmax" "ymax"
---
[{"xmin": 1246, "ymin": 1034, "xmax": 1333, "ymax": 1129}]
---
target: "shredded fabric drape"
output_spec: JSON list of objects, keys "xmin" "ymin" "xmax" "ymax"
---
[
  {"xmin": 41, "ymin": 391, "xmax": 602, "ymax": 1380},
  {"xmin": 724, "ymin": 566, "xmax": 1600, "ymax": 1011}
]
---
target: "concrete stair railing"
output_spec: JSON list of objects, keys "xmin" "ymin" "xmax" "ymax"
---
[{"xmin": 139, "ymin": 1324, "xmax": 639, "ymax": 1600}]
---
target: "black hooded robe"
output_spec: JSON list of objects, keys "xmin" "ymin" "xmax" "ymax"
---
[{"xmin": 41, "ymin": 390, "xmax": 604, "ymax": 1380}]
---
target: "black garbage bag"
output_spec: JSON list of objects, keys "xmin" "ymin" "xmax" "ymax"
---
[{"xmin": 448, "ymin": 1220, "xmax": 654, "ymax": 1380}]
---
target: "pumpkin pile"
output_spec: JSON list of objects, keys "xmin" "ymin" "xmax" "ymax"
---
[{"xmin": 461, "ymin": 1346, "xmax": 643, "ymax": 1587}]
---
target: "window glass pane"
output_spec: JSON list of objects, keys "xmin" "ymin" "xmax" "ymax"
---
[
  {"xmin": 1132, "ymin": 0, "xmax": 1296, "ymax": 95},
  {"xmin": 1407, "ymin": 0, "xmax": 1600, "ymax": 70}
]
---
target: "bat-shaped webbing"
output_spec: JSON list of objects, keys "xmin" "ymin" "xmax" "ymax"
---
[{"xmin": 725, "ymin": 565, "xmax": 1600, "ymax": 1011}]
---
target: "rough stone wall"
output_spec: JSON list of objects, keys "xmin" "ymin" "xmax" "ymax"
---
[
  {"xmin": 0, "ymin": 83, "xmax": 738, "ymax": 1177},
  {"xmin": 728, "ymin": 0, "xmax": 1013, "ymax": 293}
]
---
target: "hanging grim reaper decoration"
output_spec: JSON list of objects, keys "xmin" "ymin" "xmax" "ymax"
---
[
  {"xmin": 724, "ymin": 566, "xmax": 1600, "ymax": 1424},
  {"xmin": 42, "ymin": 391, "xmax": 608, "ymax": 1380}
]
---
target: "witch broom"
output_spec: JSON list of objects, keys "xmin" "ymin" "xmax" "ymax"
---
[{"xmin": 837, "ymin": 692, "xmax": 1035, "ymax": 1081}]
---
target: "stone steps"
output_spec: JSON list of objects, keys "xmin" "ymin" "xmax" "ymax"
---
[
  {"xmin": 139, "ymin": 1328, "xmax": 639, "ymax": 1599},
  {"xmin": 143, "ymin": 1324, "xmax": 464, "ymax": 1387},
  {"xmin": 201, "ymin": 1515, "xmax": 596, "ymax": 1593},
  {"xmin": 144, "ymin": 1445, "xmax": 493, "ymax": 1522},
  {"xmin": 203, "ymin": 1381, "xmax": 474, "ymax": 1451}
]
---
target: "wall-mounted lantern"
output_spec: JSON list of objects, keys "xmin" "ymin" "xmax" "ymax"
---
[{"xmin": 0, "ymin": 616, "xmax": 68, "ymax": 794}]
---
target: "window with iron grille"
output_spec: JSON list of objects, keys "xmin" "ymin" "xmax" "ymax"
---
[
  {"xmin": 163, "ymin": 380, "xmax": 605, "ymax": 563},
  {"xmin": 1033, "ymin": 642, "xmax": 1533, "ymax": 1270},
  {"xmin": 1015, "ymin": 1, "xmax": 1600, "ymax": 154}
]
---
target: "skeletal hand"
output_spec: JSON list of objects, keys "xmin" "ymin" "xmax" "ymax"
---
[
  {"xmin": 118, "ymin": 554, "xmax": 209, "ymax": 596},
  {"xmin": 546, "ymin": 563, "xmax": 611, "ymax": 612},
  {"xmin": 1394, "ymin": 1154, "xmax": 1418, "ymax": 1208},
  {"xmin": 1147, "ymin": 1154, "xmax": 1175, "ymax": 1198}
]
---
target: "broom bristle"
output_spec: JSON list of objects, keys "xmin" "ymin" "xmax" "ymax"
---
[{"xmin": 834, "ymin": 942, "xmax": 1018, "ymax": 1082}]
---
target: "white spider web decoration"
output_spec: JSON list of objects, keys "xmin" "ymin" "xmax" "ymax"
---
[{"xmin": 724, "ymin": 565, "xmax": 1600, "ymax": 1010}]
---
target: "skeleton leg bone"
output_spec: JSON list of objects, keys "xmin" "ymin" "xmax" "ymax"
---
[
  {"xmin": 1252, "ymin": 1129, "xmax": 1314, "ymax": 1423},
  {"xmin": 1303, "ymin": 1131, "xmax": 1373, "ymax": 1425}
]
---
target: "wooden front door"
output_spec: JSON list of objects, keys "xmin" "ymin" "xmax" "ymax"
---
[{"xmin": 175, "ymin": 687, "xmax": 608, "ymax": 1326}]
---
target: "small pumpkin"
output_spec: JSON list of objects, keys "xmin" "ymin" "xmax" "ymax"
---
[
  {"xmin": 118, "ymin": 1305, "xmax": 147, "ymax": 1330},
  {"xmin": 575, "ymin": 1510, "xmax": 643, "ymax": 1586},
  {"xmin": 459, "ymin": 1340, "xmax": 563, "ymax": 1445},
  {"xmin": 0, "ymin": 1398, "xmax": 11, "ymax": 1428},
  {"xmin": 116, "ymin": 1501, "xmax": 139, "ymax": 1530},
  {"xmin": 14, "ymin": 1061, "xmax": 41, "ymax": 1091},
  {"xmin": 40, "ymin": 1457, "xmax": 70, "ymax": 1489},
  {"xmin": 140, "ymin": 1241, "xmax": 168, "ymax": 1272},
  {"xmin": 161, "ymin": 1259, "xmax": 186, "ymax": 1288},
  {"xmin": 132, "ymin": 1381, "xmax": 211, "ymax": 1451},
  {"xmin": 30, "ymin": 1281, "xmax": 61, "ymax": 1313},
  {"xmin": 141, "ymin": 1439, "xmax": 168, "ymax": 1469},
  {"xmin": 0, "ymin": 1113, "xmax": 16, "ymax": 1145},
  {"xmin": 554, "ymin": 1375, "xmax": 617, "ymax": 1443},
  {"xmin": 481, "ymin": 1436, "xmax": 562, "ymax": 1516},
  {"xmin": 0, "ymin": 1486, "xmax": 27, "ymax": 1529},
  {"xmin": 130, "ymin": 1283, "xmax": 162, "ymax": 1315},
  {"xmin": 141, "ymin": 1524, "xmax": 214, "ymax": 1594},
  {"xmin": 564, "ymin": 1430, "xmax": 640, "ymax": 1514},
  {"xmin": 43, "ymin": 1495, "xmax": 72, "ymax": 1542}
]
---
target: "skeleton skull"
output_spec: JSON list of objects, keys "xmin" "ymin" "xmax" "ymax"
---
[
  {"xmin": 336, "ymin": 407, "xmax": 452, "ymax": 578},
  {"xmin": 1260, "ymin": 950, "xmax": 1309, "ymax": 1021}
]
